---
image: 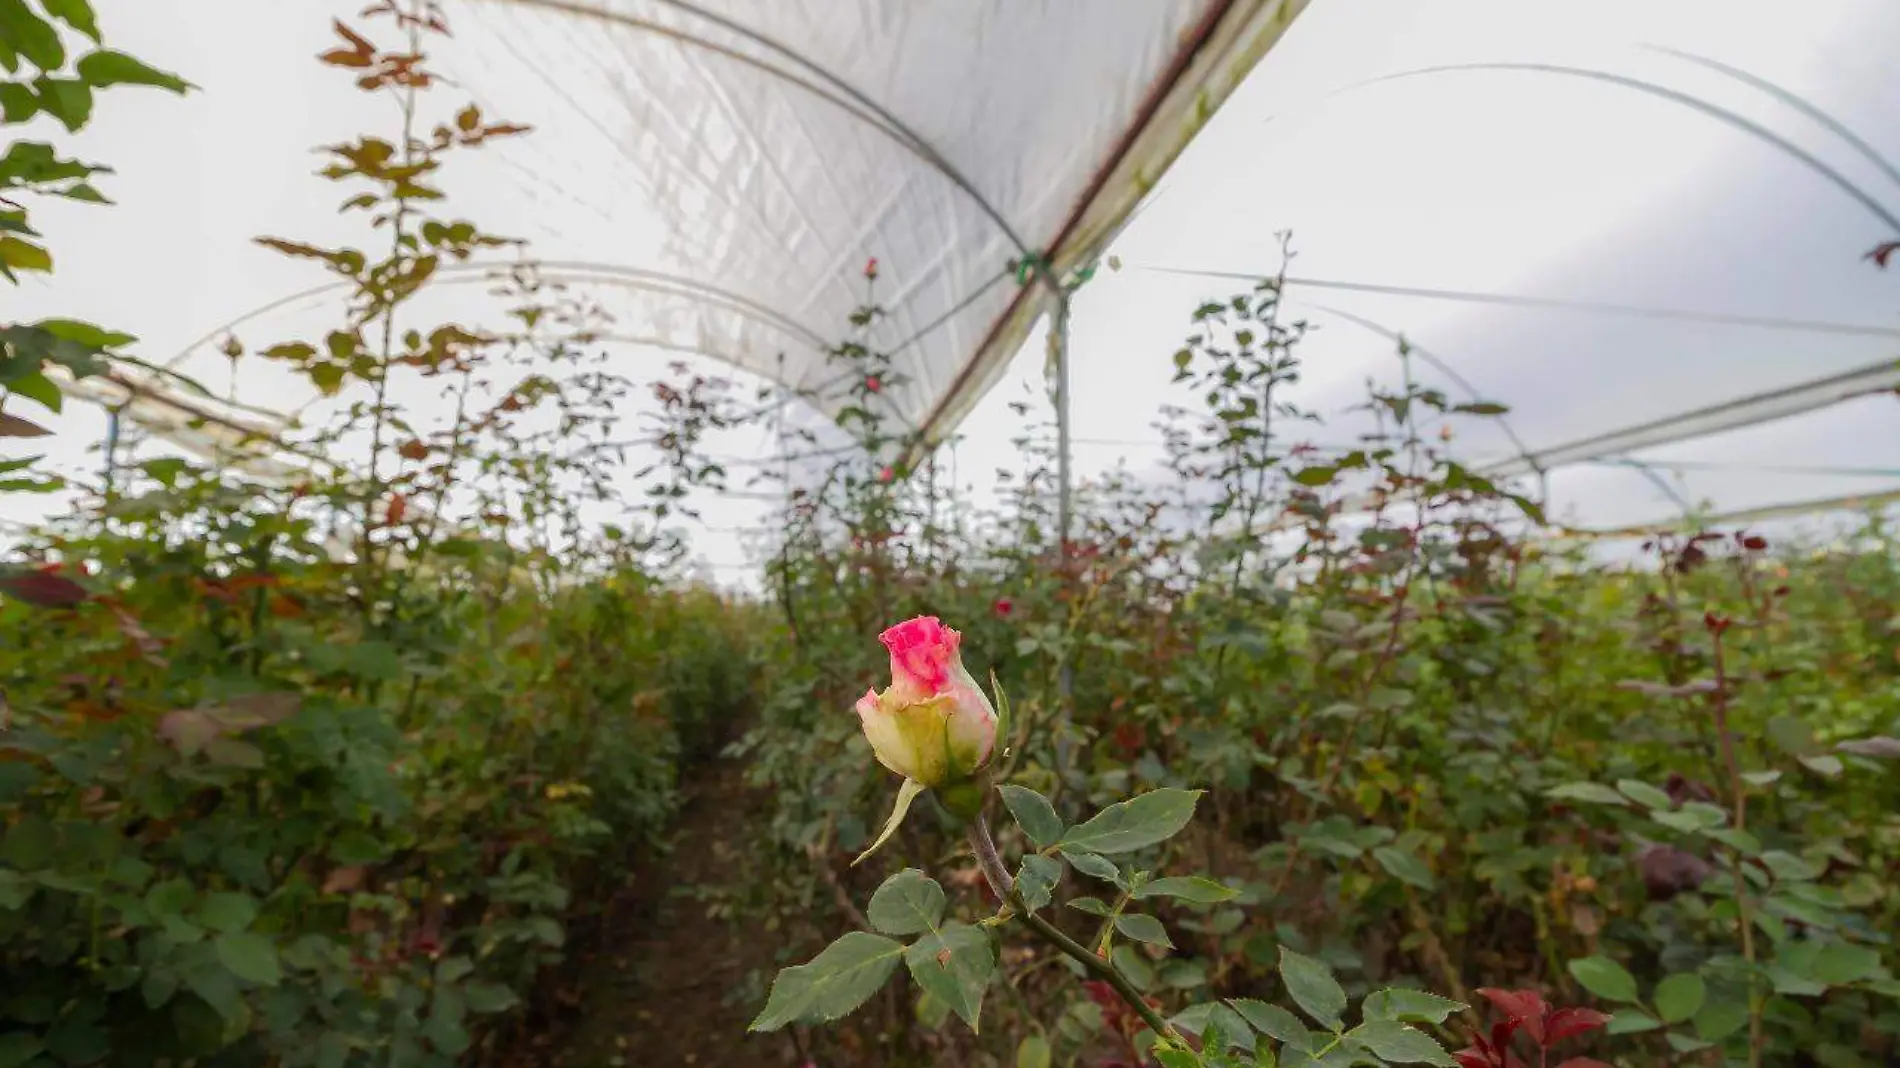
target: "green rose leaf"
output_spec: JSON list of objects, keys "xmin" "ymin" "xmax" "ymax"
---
[
  {"xmin": 1606, "ymin": 1010, "xmax": 1663, "ymax": 1034},
  {"xmin": 214, "ymin": 931, "xmax": 281, "ymax": 986},
  {"xmin": 0, "ymin": 0, "xmax": 63, "ymax": 71},
  {"xmin": 1616, "ymin": 779, "xmax": 1674, "ymax": 811},
  {"xmin": 41, "ymin": 0, "xmax": 99, "ymax": 41},
  {"xmin": 1058, "ymin": 788, "xmax": 1202, "ymax": 854},
  {"xmin": 1133, "ymin": 876, "xmax": 1238, "ymax": 903},
  {"xmin": 998, "ymin": 784, "xmax": 1064, "ymax": 848},
  {"xmin": 1544, "ymin": 782, "xmax": 1628, "ymax": 806},
  {"xmin": 1015, "ymin": 854, "xmax": 1061, "ymax": 912},
  {"xmin": 1362, "ymin": 988, "xmax": 1466, "ymax": 1025},
  {"xmin": 74, "ymin": 49, "xmax": 192, "ymax": 93},
  {"xmin": 1062, "ymin": 848, "xmax": 1126, "ymax": 887},
  {"xmin": 1228, "ymin": 998, "xmax": 1311, "ymax": 1047},
  {"xmin": 1568, "ymin": 955, "xmax": 1640, "ymax": 1003},
  {"xmin": 1114, "ymin": 913, "xmax": 1173, "ymax": 948},
  {"xmin": 905, "ymin": 922, "xmax": 994, "ymax": 1033},
  {"xmin": 1807, "ymin": 943, "xmax": 1881, "ymax": 986},
  {"xmin": 1278, "ymin": 946, "xmax": 1347, "ymax": 1029},
  {"xmin": 1693, "ymin": 994, "xmax": 1750, "ymax": 1042},
  {"xmin": 196, "ymin": 891, "xmax": 258, "ymax": 934},
  {"xmin": 1654, "ymin": 973, "xmax": 1706, "ymax": 1024},
  {"xmin": 0, "ymin": 1032, "xmax": 46, "ymax": 1068},
  {"xmin": 1015, "ymin": 1033, "xmax": 1052, "ymax": 1068},
  {"xmin": 1372, "ymin": 846, "xmax": 1436, "ymax": 890},
  {"xmin": 1172, "ymin": 1002, "xmax": 1256, "ymax": 1053},
  {"xmin": 1347, "ymin": 1020, "xmax": 1457, "ymax": 1066},
  {"xmin": 751, "ymin": 931, "xmax": 905, "ymax": 1031},
  {"xmin": 464, "ymin": 981, "xmax": 519, "ymax": 1014},
  {"xmin": 867, "ymin": 868, "xmax": 945, "ymax": 937}
]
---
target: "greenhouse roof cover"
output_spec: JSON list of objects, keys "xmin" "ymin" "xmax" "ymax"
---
[
  {"xmin": 12, "ymin": 0, "xmax": 1900, "ymax": 561},
  {"xmin": 28, "ymin": 0, "xmax": 1307, "ymax": 456}
]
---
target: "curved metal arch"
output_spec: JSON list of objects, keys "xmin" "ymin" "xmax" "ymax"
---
[
  {"xmin": 275, "ymin": 329, "xmax": 847, "ymax": 422},
  {"xmin": 470, "ymin": 0, "xmax": 1036, "ymax": 265},
  {"xmin": 1291, "ymin": 300, "xmax": 1542, "ymax": 472},
  {"xmin": 1647, "ymin": 45, "xmax": 1900, "ymax": 198},
  {"xmin": 165, "ymin": 261, "xmax": 831, "ymax": 372},
  {"xmin": 1360, "ymin": 62, "xmax": 1900, "ymax": 234}
]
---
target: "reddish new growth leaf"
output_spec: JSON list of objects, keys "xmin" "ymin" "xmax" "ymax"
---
[
  {"xmin": 0, "ymin": 568, "xmax": 91, "ymax": 608},
  {"xmin": 1457, "ymin": 988, "xmax": 1609, "ymax": 1068},
  {"xmin": 1868, "ymin": 240, "xmax": 1900, "ymax": 269}
]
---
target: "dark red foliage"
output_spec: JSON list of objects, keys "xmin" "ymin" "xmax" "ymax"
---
[
  {"xmin": 1868, "ymin": 241, "xmax": 1900, "ymax": 268},
  {"xmin": 1457, "ymin": 988, "xmax": 1609, "ymax": 1068},
  {"xmin": 1664, "ymin": 771, "xmax": 1719, "ymax": 806},
  {"xmin": 0, "ymin": 569, "xmax": 91, "ymax": 608},
  {"xmin": 1639, "ymin": 842, "xmax": 1714, "ymax": 900}
]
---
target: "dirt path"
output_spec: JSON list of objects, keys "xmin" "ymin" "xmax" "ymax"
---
[{"xmin": 497, "ymin": 756, "xmax": 789, "ymax": 1068}]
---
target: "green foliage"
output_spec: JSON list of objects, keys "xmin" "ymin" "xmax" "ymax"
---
[
  {"xmin": 750, "ymin": 931, "xmax": 906, "ymax": 1031},
  {"xmin": 0, "ymin": 6, "xmax": 766, "ymax": 1067},
  {"xmin": 1058, "ymin": 788, "xmax": 1203, "ymax": 854},
  {"xmin": 1, "ymin": 0, "xmax": 189, "ymax": 478}
]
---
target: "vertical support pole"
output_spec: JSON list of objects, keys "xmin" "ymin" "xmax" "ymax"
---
[
  {"xmin": 1053, "ymin": 290, "xmax": 1074, "ymax": 570},
  {"xmin": 924, "ymin": 445, "xmax": 937, "ymax": 545},
  {"xmin": 1051, "ymin": 286, "xmax": 1078, "ymax": 787},
  {"xmin": 102, "ymin": 404, "xmax": 124, "ymax": 502}
]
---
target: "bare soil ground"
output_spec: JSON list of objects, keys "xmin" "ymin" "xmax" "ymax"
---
[{"xmin": 493, "ymin": 757, "xmax": 793, "ymax": 1068}]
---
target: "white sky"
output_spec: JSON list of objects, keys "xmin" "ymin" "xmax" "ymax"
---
[{"xmin": 8, "ymin": 0, "xmax": 1900, "ymax": 579}]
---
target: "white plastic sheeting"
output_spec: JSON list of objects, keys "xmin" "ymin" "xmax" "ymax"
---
[
  {"xmin": 31, "ymin": 0, "xmax": 1304, "ymax": 446},
  {"xmin": 944, "ymin": 0, "xmax": 1900, "ymax": 538},
  {"xmin": 9, "ymin": 0, "xmax": 1900, "ymax": 568}
]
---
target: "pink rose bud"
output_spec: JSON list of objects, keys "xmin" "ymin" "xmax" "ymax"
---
[
  {"xmin": 854, "ymin": 617, "xmax": 997, "ymax": 787},
  {"xmin": 864, "ymin": 257, "xmax": 879, "ymax": 280},
  {"xmin": 878, "ymin": 466, "xmax": 894, "ymax": 483},
  {"xmin": 865, "ymin": 375, "xmax": 881, "ymax": 393}
]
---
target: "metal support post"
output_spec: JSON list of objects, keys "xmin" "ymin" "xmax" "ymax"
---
[{"xmin": 1050, "ymin": 285, "xmax": 1078, "ymax": 788}]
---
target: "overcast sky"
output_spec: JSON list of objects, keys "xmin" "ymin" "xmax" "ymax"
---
[{"xmin": 8, "ymin": 0, "xmax": 1899, "ymax": 577}]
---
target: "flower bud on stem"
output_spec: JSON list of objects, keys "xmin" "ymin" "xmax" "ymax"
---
[{"xmin": 966, "ymin": 813, "xmax": 1175, "ymax": 1043}]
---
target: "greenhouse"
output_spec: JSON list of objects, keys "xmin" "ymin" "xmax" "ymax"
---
[{"xmin": 2, "ymin": 1, "xmax": 1897, "ymax": 1066}]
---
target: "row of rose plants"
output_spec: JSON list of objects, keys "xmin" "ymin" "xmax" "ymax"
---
[
  {"xmin": 730, "ymin": 260, "xmax": 1900, "ymax": 1067},
  {"xmin": 2, "ymin": 3, "xmax": 768, "ymax": 1066}
]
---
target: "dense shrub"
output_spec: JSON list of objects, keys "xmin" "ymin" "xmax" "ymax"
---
[
  {"xmin": 0, "ymin": 492, "xmax": 760, "ymax": 1065},
  {"xmin": 1, "ymin": 4, "xmax": 764, "ymax": 1065}
]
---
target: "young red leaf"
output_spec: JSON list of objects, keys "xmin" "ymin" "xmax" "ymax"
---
[
  {"xmin": 0, "ymin": 570, "xmax": 90, "ymax": 608},
  {"xmin": 1545, "ymin": 1007, "xmax": 1611, "ymax": 1044},
  {"xmin": 1474, "ymin": 988, "xmax": 1546, "ymax": 1023}
]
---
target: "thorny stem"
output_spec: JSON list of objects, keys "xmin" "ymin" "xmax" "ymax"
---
[
  {"xmin": 966, "ymin": 814, "xmax": 1176, "ymax": 1044},
  {"xmin": 361, "ymin": 13, "xmax": 424, "ymax": 617},
  {"xmin": 1709, "ymin": 625, "xmax": 1763, "ymax": 1068}
]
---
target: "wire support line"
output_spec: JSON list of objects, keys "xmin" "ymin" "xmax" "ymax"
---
[
  {"xmin": 1135, "ymin": 265, "xmax": 1900, "ymax": 339},
  {"xmin": 1363, "ymin": 62, "xmax": 1900, "ymax": 235},
  {"xmin": 472, "ymin": 0, "xmax": 1034, "ymax": 266},
  {"xmin": 1482, "ymin": 357, "xmax": 1900, "ymax": 479},
  {"xmin": 1646, "ymin": 45, "xmax": 1900, "ymax": 199}
]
